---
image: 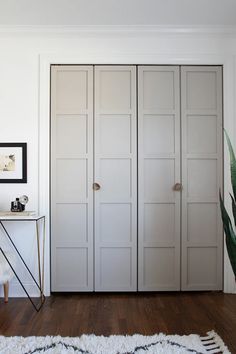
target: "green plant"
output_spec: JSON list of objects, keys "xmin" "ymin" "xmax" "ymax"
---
[{"xmin": 219, "ymin": 130, "xmax": 236, "ymax": 280}]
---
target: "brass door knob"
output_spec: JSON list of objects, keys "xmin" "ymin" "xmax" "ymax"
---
[
  {"xmin": 173, "ymin": 183, "xmax": 182, "ymax": 191},
  {"xmin": 93, "ymin": 183, "xmax": 101, "ymax": 191}
]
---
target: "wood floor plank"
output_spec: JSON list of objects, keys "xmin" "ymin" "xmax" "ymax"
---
[{"xmin": 0, "ymin": 292, "xmax": 235, "ymax": 352}]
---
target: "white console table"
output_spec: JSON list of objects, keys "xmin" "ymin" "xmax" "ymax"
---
[{"xmin": 0, "ymin": 214, "xmax": 45, "ymax": 312}]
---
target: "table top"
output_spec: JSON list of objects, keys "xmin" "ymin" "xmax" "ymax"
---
[{"xmin": 0, "ymin": 213, "xmax": 45, "ymax": 221}]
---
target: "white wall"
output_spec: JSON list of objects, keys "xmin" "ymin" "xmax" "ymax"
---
[
  {"xmin": 0, "ymin": 26, "xmax": 236, "ymax": 297},
  {"xmin": 1, "ymin": 1, "xmax": 236, "ymax": 25}
]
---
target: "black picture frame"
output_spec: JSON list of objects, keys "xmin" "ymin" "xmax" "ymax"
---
[{"xmin": 0, "ymin": 143, "xmax": 27, "ymax": 183}]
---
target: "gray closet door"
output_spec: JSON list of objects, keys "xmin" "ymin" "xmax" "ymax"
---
[
  {"xmin": 94, "ymin": 66, "xmax": 137, "ymax": 291},
  {"xmin": 181, "ymin": 66, "xmax": 223, "ymax": 290},
  {"xmin": 51, "ymin": 65, "xmax": 94, "ymax": 291},
  {"xmin": 138, "ymin": 66, "xmax": 181, "ymax": 291},
  {"xmin": 51, "ymin": 64, "xmax": 223, "ymax": 293}
]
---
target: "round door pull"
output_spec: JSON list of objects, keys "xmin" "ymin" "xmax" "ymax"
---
[
  {"xmin": 93, "ymin": 183, "xmax": 101, "ymax": 191},
  {"xmin": 173, "ymin": 183, "xmax": 182, "ymax": 191}
]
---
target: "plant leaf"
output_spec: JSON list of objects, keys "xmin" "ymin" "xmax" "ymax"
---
[
  {"xmin": 230, "ymin": 193, "xmax": 236, "ymax": 227},
  {"xmin": 220, "ymin": 192, "xmax": 236, "ymax": 278},
  {"xmin": 224, "ymin": 129, "xmax": 236, "ymax": 201}
]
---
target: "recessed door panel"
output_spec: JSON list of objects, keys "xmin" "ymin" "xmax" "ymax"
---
[
  {"xmin": 100, "ymin": 248, "xmax": 132, "ymax": 288},
  {"xmin": 99, "ymin": 159, "xmax": 131, "ymax": 200},
  {"xmin": 56, "ymin": 115, "xmax": 88, "ymax": 157},
  {"xmin": 186, "ymin": 71, "xmax": 217, "ymax": 110},
  {"xmin": 187, "ymin": 159, "xmax": 217, "ymax": 199},
  {"xmin": 187, "ymin": 248, "xmax": 218, "ymax": 286},
  {"xmin": 187, "ymin": 203, "xmax": 218, "ymax": 244},
  {"xmin": 94, "ymin": 66, "xmax": 137, "ymax": 291},
  {"xmin": 181, "ymin": 66, "xmax": 223, "ymax": 290},
  {"xmin": 99, "ymin": 115, "xmax": 131, "ymax": 154},
  {"xmin": 100, "ymin": 204, "xmax": 132, "ymax": 243},
  {"xmin": 56, "ymin": 69, "xmax": 89, "ymax": 113},
  {"xmin": 138, "ymin": 66, "xmax": 181, "ymax": 291},
  {"xmin": 187, "ymin": 115, "xmax": 217, "ymax": 154},
  {"xmin": 55, "ymin": 204, "xmax": 88, "ymax": 245},
  {"xmin": 55, "ymin": 159, "xmax": 87, "ymax": 202},
  {"xmin": 144, "ymin": 159, "xmax": 175, "ymax": 201},
  {"xmin": 143, "ymin": 115, "xmax": 175, "ymax": 154},
  {"xmin": 55, "ymin": 248, "xmax": 89, "ymax": 290},
  {"xmin": 143, "ymin": 70, "xmax": 175, "ymax": 110},
  {"xmin": 144, "ymin": 204, "xmax": 175, "ymax": 244},
  {"xmin": 143, "ymin": 248, "xmax": 176, "ymax": 288},
  {"xmin": 99, "ymin": 70, "xmax": 132, "ymax": 110}
]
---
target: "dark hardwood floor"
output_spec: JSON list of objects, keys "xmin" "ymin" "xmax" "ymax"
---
[{"xmin": 0, "ymin": 292, "xmax": 235, "ymax": 352}]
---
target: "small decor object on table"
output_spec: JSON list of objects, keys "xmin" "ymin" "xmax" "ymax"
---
[
  {"xmin": 11, "ymin": 195, "xmax": 29, "ymax": 212},
  {"xmin": 0, "ymin": 143, "xmax": 27, "ymax": 183}
]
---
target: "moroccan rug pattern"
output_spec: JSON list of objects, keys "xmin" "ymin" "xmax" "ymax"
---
[{"xmin": 0, "ymin": 331, "xmax": 230, "ymax": 354}]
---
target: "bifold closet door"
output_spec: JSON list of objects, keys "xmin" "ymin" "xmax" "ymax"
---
[
  {"xmin": 181, "ymin": 66, "xmax": 223, "ymax": 290},
  {"xmin": 51, "ymin": 66, "xmax": 94, "ymax": 291},
  {"xmin": 94, "ymin": 66, "xmax": 137, "ymax": 291},
  {"xmin": 138, "ymin": 66, "xmax": 181, "ymax": 291},
  {"xmin": 51, "ymin": 64, "xmax": 223, "ymax": 293}
]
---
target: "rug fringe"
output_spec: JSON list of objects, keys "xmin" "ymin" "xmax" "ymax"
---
[{"xmin": 200, "ymin": 330, "xmax": 231, "ymax": 354}]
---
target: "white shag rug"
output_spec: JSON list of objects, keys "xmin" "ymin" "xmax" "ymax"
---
[{"xmin": 0, "ymin": 331, "xmax": 230, "ymax": 354}]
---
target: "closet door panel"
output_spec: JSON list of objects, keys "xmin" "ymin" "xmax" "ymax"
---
[
  {"xmin": 99, "ymin": 159, "xmax": 131, "ymax": 200},
  {"xmin": 144, "ymin": 159, "xmax": 175, "ymax": 201},
  {"xmin": 56, "ymin": 115, "xmax": 87, "ymax": 156},
  {"xmin": 100, "ymin": 115, "xmax": 131, "ymax": 154},
  {"xmin": 51, "ymin": 65, "xmax": 94, "ymax": 291},
  {"xmin": 181, "ymin": 66, "xmax": 223, "ymax": 290},
  {"xmin": 143, "ymin": 115, "xmax": 175, "ymax": 154},
  {"xmin": 94, "ymin": 66, "xmax": 137, "ymax": 291},
  {"xmin": 138, "ymin": 66, "xmax": 181, "ymax": 291}
]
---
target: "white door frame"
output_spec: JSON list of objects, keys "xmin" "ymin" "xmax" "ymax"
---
[{"xmin": 39, "ymin": 52, "xmax": 236, "ymax": 296}]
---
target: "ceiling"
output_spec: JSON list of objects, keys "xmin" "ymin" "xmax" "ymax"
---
[{"xmin": 0, "ymin": 0, "xmax": 235, "ymax": 26}]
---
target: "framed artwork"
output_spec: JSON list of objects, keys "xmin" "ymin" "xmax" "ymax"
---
[{"xmin": 0, "ymin": 143, "xmax": 27, "ymax": 183}]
